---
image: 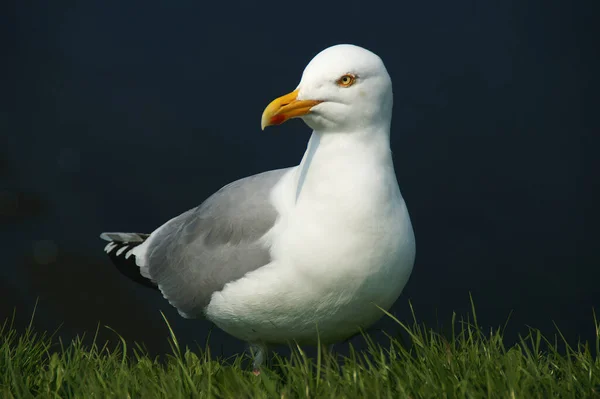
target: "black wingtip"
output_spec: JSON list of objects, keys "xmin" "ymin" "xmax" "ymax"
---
[{"xmin": 103, "ymin": 237, "xmax": 159, "ymax": 291}]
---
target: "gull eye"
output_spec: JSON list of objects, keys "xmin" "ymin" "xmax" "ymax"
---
[{"xmin": 336, "ymin": 74, "xmax": 356, "ymax": 87}]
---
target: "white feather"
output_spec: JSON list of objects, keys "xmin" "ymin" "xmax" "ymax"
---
[
  {"xmin": 104, "ymin": 242, "xmax": 118, "ymax": 253},
  {"xmin": 125, "ymin": 248, "xmax": 136, "ymax": 259}
]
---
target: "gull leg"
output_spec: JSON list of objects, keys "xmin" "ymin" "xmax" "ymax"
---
[{"xmin": 250, "ymin": 343, "xmax": 268, "ymax": 375}]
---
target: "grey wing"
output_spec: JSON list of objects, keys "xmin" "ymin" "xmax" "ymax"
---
[{"xmin": 142, "ymin": 167, "xmax": 291, "ymax": 318}]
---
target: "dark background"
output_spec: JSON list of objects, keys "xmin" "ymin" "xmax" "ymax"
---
[{"xmin": 2, "ymin": 1, "xmax": 598, "ymax": 357}]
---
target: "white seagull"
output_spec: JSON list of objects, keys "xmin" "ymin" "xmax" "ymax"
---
[{"xmin": 101, "ymin": 44, "xmax": 416, "ymax": 374}]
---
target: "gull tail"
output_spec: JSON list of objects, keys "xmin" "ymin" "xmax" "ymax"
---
[{"xmin": 100, "ymin": 232, "xmax": 158, "ymax": 291}]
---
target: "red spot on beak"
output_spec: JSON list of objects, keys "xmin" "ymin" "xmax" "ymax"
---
[{"xmin": 270, "ymin": 114, "xmax": 286, "ymax": 126}]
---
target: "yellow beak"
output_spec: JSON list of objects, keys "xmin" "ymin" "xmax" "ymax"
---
[{"xmin": 261, "ymin": 89, "xmax": 322, "ymax": 130}]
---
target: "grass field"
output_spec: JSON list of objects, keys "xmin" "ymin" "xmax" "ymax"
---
[{"xmin": 1, "ymin": 304, "xmax": 599, "ymax": 398}]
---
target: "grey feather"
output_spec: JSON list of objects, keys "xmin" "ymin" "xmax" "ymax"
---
[{"xmin": 145, "ymin": 167, "xmax": 291, "ymax": 318}]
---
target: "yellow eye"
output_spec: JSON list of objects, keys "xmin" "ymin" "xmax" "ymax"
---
[{"xmin": 337, "ymin": 74, "xmax": 356, "ymax": 87}]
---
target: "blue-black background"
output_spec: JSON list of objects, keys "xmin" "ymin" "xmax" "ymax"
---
[{"xmin": 2, "ymin": 0, "xmax": 598, "ymax": 356}]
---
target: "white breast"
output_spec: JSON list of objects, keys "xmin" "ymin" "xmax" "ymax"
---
[{"xmin": 205, "ymin": 132, "xmax": 416, "ymax": 345}]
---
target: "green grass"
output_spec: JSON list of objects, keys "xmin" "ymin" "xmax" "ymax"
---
[{"xmin": 1, "ymin": 304, "xmax": 599, "ymax": 398}]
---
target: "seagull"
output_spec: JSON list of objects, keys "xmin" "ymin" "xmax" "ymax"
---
[{"xmin": 100, "ymin": 44, "xmax": 416, "ymax": 374}]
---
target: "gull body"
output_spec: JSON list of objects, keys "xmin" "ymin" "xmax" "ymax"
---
[
  {"xmin": 207, "ymin": 129, "xmax": 414, "ymax": 345},
  {"xmin": 100, "ymin": 44, "xmax": 415, "ymax": 370}
]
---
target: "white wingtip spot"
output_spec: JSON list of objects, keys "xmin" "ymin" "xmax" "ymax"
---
[
  {"xmin": 104, "ymin": 242, "xmax": 118, "ymax": 253},
  {"xmin": 125, "ymin": 248, "xmax": 136, "ymax": 259},
  {"xmin": 116, "ymin": 245, "xmax": 129, "ymax": 256}
]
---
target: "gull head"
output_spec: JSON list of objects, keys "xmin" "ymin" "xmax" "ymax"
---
[{"xmin": 261, "ymin": 44, "xmax": 393, "ymax": 134}]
